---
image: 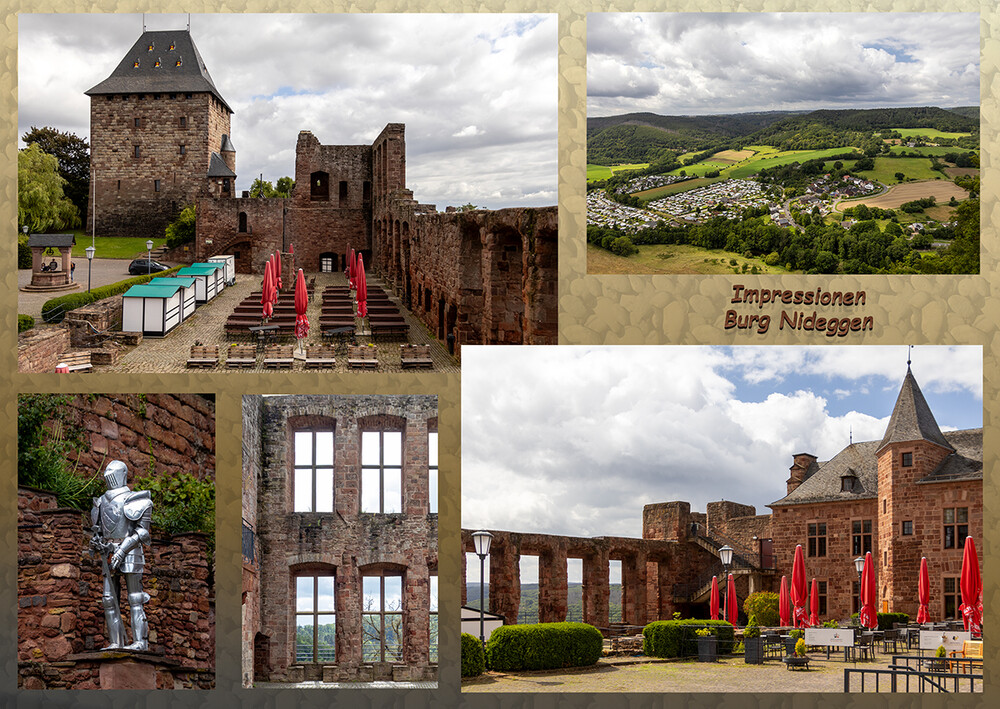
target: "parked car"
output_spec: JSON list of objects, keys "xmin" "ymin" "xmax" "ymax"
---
[{"xmin": 128, "ymin": 258, "xmax": 170, "ymax": 275}]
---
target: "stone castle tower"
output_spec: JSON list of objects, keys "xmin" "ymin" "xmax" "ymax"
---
[{"xmin": 85, "ymin": 29, "xmax": 236, "ymax": 238}]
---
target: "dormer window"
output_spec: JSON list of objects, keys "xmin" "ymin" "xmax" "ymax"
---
[{"xmin": 840, "ymin": 468, "xmax": 858, "ymax": 492}]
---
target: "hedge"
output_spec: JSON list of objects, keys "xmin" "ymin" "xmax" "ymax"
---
[
  {"xmin": 18, "ymin": 238, "xmax": 31, "ymax": 269},
  {"xmin": 18, "ymin": 314, "xmax": 35, "ymax": 333},
  {"xmin": 486, "ymin": 622, "xmax": 603, "ymax": 671},
  {"xmin": 852, "ymin": 611, "xmax": 910, "ymax": 631},
  {"xmin": 41, "ymin": 266, "xmax": 183, "ymax": 323},
  {"xmin": 461, "ymin": 632, "xmax": 486, "ymax": 677},
  {"xmin": 643, "ymin": 620, "xmax": 736, "ymax": 658},
  {"xmin": 743, "ymin": 592, "xmax": 780, "ymax": 628}
]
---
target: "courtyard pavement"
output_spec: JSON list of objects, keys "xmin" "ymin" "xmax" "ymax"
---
[
  {"xmin": 254, "ymin": 680, "xmax": 437, "ymax": 690},
  {"xmin": 84, "ymin": 270, "xmax": 459, "ymax": 374},
  {"xmin": 461, "ymin": 653, "xmax": 983, "ymax": 693}
]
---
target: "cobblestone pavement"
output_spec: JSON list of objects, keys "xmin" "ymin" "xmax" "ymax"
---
[
  {"xmin": 461, "ymin": 654, "xmax": 983, "ymax": 693},
  {"xmin": 95, "ymin": 271, "xmax": 460, "ymax": 374},
  {"xmin": 254, "ymin": 680, "xmax": 437, "ymax": 690}
]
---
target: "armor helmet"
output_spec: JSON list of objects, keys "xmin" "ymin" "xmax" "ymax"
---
[{"xmin": 103, "ymin": 460, "xmax": 128, "ymax": 489}]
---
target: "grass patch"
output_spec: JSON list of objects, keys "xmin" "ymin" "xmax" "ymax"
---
[
  {"xmin": 892, "ymin": 127, "xmax": 972, "ymax": 140},
  {"xmin": 587, "ymin": 163, "xmax": 649, "ymax": 183},
  {"xmin": 727, "ymin": 148, "xmax": 861, "ymax": 178},
  {"xmin": 855, "ymin": 157, "xmax": 939, "ymax": 184},
  {"xmin": 65, "ymin": 233, "xmax": 168, "ymax": 259},
  {"xmin": 667, "ymin": 161, "xmax": 730, "ymax": 177},
  {"xmin": 887, "ymin": 145, "xmax": 956, "ymax": 157},
  {"xmin": 588, "ymin": 242, "xmax": 797, "ymax": 275},
  {"xmin": 635, "ymin": 177, "xmax": 717, "ymax": 201}
]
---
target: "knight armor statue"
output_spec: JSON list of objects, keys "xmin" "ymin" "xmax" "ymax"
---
[{"xmin": 90, "ymin": 460, "xmax": 153, "ymax": 651}]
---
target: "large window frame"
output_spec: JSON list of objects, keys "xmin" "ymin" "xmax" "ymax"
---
[
  {"xmin": 295, "ymin": 574, "xmax": 336, "ymax": 663},
  {"xmin": 428, "ymin": 430, "xmax": 438, "ymax": 514},
  {"xmin": 851, "ymin": 519, "xmax": 872, "ymax": 556},
  {"xmin": 293, "ymin": 428, "xmax": 335, "ymax": 513},
  {"xmin": 807, "ymin": 522, "xmax": 827, "ymax": 557},
  {"xmin": 943, "ymin": 577, "xmax": 959, "ymax": 620},
  {"xmin": 943, "ymin": 507, "xmax": 968, "ymax": 549},
  {"xmin": 362, "ymin": 573, "xmax": 404, "ymax": 663},
  {"xmin": 361, "ymin": 430, "xmax": 402, "ymax": 513}
]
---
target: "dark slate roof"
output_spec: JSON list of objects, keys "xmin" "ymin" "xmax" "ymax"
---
[
  {"xmin": 27, "ymin": 234, "xmax": 75, "ymax": 248},
  {"xmin": 85, "ymin": 30, "xmax": 232, "ymax": 112},
  {"xmin": 221, "ymin": 135, "xmax": 236, "ymax": 153},
  {"xmin": 876, "ymin": 367, "xmax": 954, "ymax": 454},
  {"xmin": 207, "ymin": 152, "xmax": 236, "ymax": 178},
  {"xmin": 771, "ymin": 429, "xmax": 982, "ymax": 506}
]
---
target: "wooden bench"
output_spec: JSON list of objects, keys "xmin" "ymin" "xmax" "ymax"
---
[
  {"xmin": 57, "ymin": 351, "xmax": 92, "ymax": 373},
  {"xmin": 304, "ymin": 345, "xmax": 337, "ymax": 369},
  {"xmin": 186, "ymin": 345, "xmax": 219, "ymax": 368},
  {"xmin": 226, "ymin": 344, "xmax": 257, "ymax": 369},
  {"xmin": 262, "ymin": 344, "xmax": 295, "ymax": 369},
  {"xmin": 347, "ymin": 345, "xmax": 378, "ymax": 369},
  {"xmin": 950, "ymin": 640, "xmax": 983, "ymax": 674},
  {"xmin": 400, "ymin": 344, "xmax": 433, "ymax": 369}
]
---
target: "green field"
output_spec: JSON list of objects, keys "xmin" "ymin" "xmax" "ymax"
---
[
  {"xmin": 587, "ymin": 242, "xmax": 797, "ymax": 275},
  {"xmin": 727, "ymin": 148, "xmax": 863, "ymax": 179},
  {"xmin": 587, "ymin": 163, "xmax": 649, "ymax": 182},
  {"xmin": 855, "ymin": 157, "xmax": 939, "ymax": 184},
  {"xmin": 62, "ymin": 233, "xmax": 168, "ymax": 259},
  {"xmin": 670, "ymin": 161, "xmax": 731, "ymax": 177},
  {"xmin": 635, "ymin": 177, "xmax": 719, "ymax": 201},
  {"xmin": 892, "ymin": 127, "xmax": 972, "ymax": 140},
  {"xmin": 888, "ymin": 145, "xmax": 956, "ymax": 157}
]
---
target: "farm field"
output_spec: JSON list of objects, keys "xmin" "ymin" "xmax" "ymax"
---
[
  {"xmin": 887, "ymin": 145, "xmax": 955, "ymax": 157},
  {"xmin": 843, "ymin": 179, "xmax": 969, "ymax": 210},
  {"xmin": 587, "ymin": 163, "xmax": 649, "ymax": 182},
  {"xmin": 712, "ymin": 149, "xmax": 756, "ymax": 163},
  {"xmin": 944, "ymin": 167, "xmax": 979, "ymax": 178},
  {"xmin": 855, "ymin": 157, "xmax": 939, "ymax": 183},
  {"xmin": 726, "ymin": 147, "xmax": 861, "ymax": 178},
  {"xmin": 892, "ymin": 127, "xmax": 972, "ymax": 140},
  {"xmin": 634, "ymin": 177, "xmax": 717, "ymax": 201},
  {"xmin": 587, "ymin": 242, "xmax": 795, "ymax": 275}
]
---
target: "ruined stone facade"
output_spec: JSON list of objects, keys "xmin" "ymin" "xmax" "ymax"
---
[
  {"xmin": 465, "ymin": 369, "xmax": 982, "ymax": 629},
  {"xmin": 86, "ymin": 30, "xmax": 236, "ymax": 238},
  {"xmin": 243, "ymin": 395, "xmax": 438, "ymax": 685}
]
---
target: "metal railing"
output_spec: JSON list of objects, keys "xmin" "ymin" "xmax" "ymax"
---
[{"xmin": 845, "ymin": 660, "xmax": 982, "ymax": 693}]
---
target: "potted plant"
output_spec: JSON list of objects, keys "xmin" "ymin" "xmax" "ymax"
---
[
  {"xmin": 744, "ymin": 615, "xmax": 764, "ymax": 665},
  {"xmin": 928, "ymin": 645, "xmax": 948, "ymax": 672},
  {"xmin": 785, "ymin": 628, "xmax": 804, "ymax": 657},
  {"xmin": 695, "ymin": 627, "xmax": 717, "ymax": 662}
]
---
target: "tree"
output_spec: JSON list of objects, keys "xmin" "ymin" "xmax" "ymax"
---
[
  {"xmin": 457, "ymin": 203, "xmax": 480, "ymax": 212},
  {"xmin": 22, "ymin": 126, "xmax": 90, "ymax": 217},
  {"xmin": 275, "ymin": 176, "xmax": 295, "ymax": 197},
  {"xmin": 18, "ymin": 143, "xmax": 80, "ymax": 232},
  {"xmin": 895, "ymin": 172, "xmax": 905, "ymax": 182},
  {"xmin": 249, "ymin": 176, "xmax": 295, "ymax": 198},
  {"xmin": 165, "ymin": 204, "xmax": 196, "ymax": 246}
]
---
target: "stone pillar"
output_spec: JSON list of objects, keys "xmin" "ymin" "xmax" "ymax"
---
[
  {"xmin": 582, "ymin": 551, "xmax": 609, "ymax": 628},
  {"xmin": 403, "ymin": 565, "xmax": 429, "ymax": 665},
  {"xmin": 538, "ymin": 547, "xmax": 568, "ymax": 623},
  {"xmin": 489, "ymin": 538, "xmax": 520, "ymax": 626},
  {"xmin": 622, "ymin": 552, "xmax": 648, "ymax": 626},
  {"xmin": 99, "ymin": 657, "xmax": 157, "ymax": 689}
]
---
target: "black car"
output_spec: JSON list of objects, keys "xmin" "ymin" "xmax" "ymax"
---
[{"xmin": 128, "ymin": 258, "xmax": 171, "ymax": 275}]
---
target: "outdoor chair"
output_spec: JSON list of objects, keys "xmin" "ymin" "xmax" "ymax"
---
[
  {"xmin": 262, "ymin": 344, "xmax": 295, "ymax": 369},
  {"xmin": 186, "ymin": 344, "xmax": 219, "ymax": 368},
  {"xmin": 950, "ymin": 640, "xmax": 983, "ymax": 674},
  {"xmin": 226, "ymin": 344, "xmax": 257, "ymax": 369},
  {"xmin": 880, "ymin": 628, "xmax": 900, "ymax": 654},
  {"xmin": 851, "ymin": 633, "xmax": 874, "ymax": 662},
  {"xmin": 347, "ymin": 344, "xmax": 378, "ymax": 369}
]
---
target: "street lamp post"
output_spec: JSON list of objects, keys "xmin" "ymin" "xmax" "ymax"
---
[
  {"xmin": 85, "ymin": 246, "xmax": 95, "ymax": 293},
  {"xmin": 854, "ymin": 556, "xmax": 865, "ymax": 624},
  {"xmin": 719, "ymin": 545, "xmax": 733, "ymax": 623},
  {"xmin": 472, "ymin": 530, "xmax": 493, "ymax": 652},
  {"xmin": 146, "ymin": 239, "xmax": 154, "ymax": 276}
]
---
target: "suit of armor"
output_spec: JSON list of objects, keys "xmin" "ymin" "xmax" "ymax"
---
[{"xmin": 90, "ymin": 460, "xmax": 153, "ymax": 651}]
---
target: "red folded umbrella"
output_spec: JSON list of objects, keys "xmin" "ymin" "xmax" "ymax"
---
[
  {"xmin": 347, "ymin": 248, "xmax": 355, "ymax": 289},
  {"xmin": 859, "ymin": 551, "xmax": 877, "ymax": 630},
  {"xmin": 726, "ymin": 573, "xmax": 738, "ymax": 625},
  {"xmin": 710, "ymin": 576, "xmax": 720, "ymax": 621},
  {"xmin": 917, "ymin": 557, "xmax": 930, "ymax": 624},
  {"xmin": 779, "ymin": 575, "xmax": 790, "ymax": 627},
  {"xmin": 809, "ymin": 578, "xmax": 819, "ymax": 627},
  {"xmin": 294, "ymin": 268, "xmax": 309, "ymax": 345},
  {"xmin": 791, "ymin": 545, "xmax": 808, "ymax": 628},
  {"xmin": 261, "ymin": 260, "xmax": 274, "ymax": 320},
  {"xmin": 960, "ymin": 536, "xmax": 982, "ymax": 634},
  {"xmin": 356, "ymin": 254, "xmax": 367, "ymax": 318},
  {"xmin": 275, "ymin": 251, "xmax": 283, "ymax": 291}
]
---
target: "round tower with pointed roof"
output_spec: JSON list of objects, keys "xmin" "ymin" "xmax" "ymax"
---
[{"xmin": 85, "ymin": 28, "xmax": 235, "ymax": 238}]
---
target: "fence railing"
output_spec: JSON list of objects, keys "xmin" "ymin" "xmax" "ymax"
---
[{"xmin": 844, "ymin": 661, "xmax": 982, "ymax": 693}]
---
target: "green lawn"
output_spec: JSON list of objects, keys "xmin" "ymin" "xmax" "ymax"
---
[
  {"xmin": 65, "ymin": 233, "xmax": 168, "ymax": 259},
  {"xmin": 856, "ymin": 157, "xmax": 940, "ymax": 184},
  {"xmin": 635, "ymin": 177, "xmax": 720, "ymax": 202},
  {"xmin": 588, "ymin": 242, "xmax": 797, "ymax": 275},
  {"xmin": 887, "ymin": 145, "xmax": 956, "ymax": 157},
  {"xmin": 892, "ymin": 127, "xmax": 972, "ymax": 140},
  {"xmin": 726, "ymin": 147, "xmax": 862, "ymax": 178},
  {"xmin": 587, "ymin": 163, "xmax": 649, "ymax": 183}
]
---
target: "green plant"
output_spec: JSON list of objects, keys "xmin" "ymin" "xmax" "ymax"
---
[
  {"xmin": 132, "ymin": 472, "xmax": 215, "ymax": 538},
  {"xmin": 734, "ymin": 641, "xmax": 745, "ymax": 653},
  {"xmin": 461, "ymin": 632, "xmax": 485, "ymax": 677},
  {"xmin": 935, "ymin": 645, "xmax": 947, "ymax": 659},
  {"xmin": 18, "ymin": 314, "xmax": 35, "ymax": 333},
  {"xmin": 18, "ymin": 236, "xmax": 32, "ymax": 269},
  {"xmin": 743, "ymin": 615, "xmax": 760, "ymax": 639},
  {"xmin": 790, "ymin": 628, "xmax": 804, "ymax": 640},
  {"xmin": 643, "ymin": 620, "xmax": 736, "ymax": 658},
  {"xmin": 165, "ymin": 204, "xmax": 196, "ymax": 248},
  {"xmin": 743, "ymin": 592, "xmax": 780, "ymax": 627},
  {"xmin": 822, "ymin": 620, "xmax": 839, "ymax": 628},
  {"xmin": 672, "ymin": 612, "xmax": 682, "ymax": 620},
  {"xmin": 795, "ymin": 638, "xmax": 807, "ymax": 657},
  {"xmin": 40, "ymin": 266, "xmax": 183, "ymax": 322},
  {"xmin": 486, "ymin": 622, "xmax": 603, "ymax": 671},
  {"xmin": 695, "ymin": 627, "xmax": 713, "ymax": 637}
]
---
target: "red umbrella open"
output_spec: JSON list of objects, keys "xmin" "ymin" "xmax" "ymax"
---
[
  {"xmin": 710, "ymin": 576, "xmax": 720, "ymax": 621},
  {"xmin": 917, "ymin": 556, "xmax": 930, "ymax": 624},
  {"xmin": 356, "ymin": 254, "xmax": 367, "ymax": 318},
  {"xmin": 809, "ymin": 578, "xmax": 819, "ymax": 627},
  {"xmin": 726, "ymin": 573, "xmax": 738, "ymax": 626},
  {"xmin": 859, "ymin": 551, "xmax": 877, "ymax": 630},
  {"xmin": 294, "ymin": 268, "xmax": 309, "ymax": 354},
  {"xmin": 960, "ymin": 536, "xmax": 982, "ymax": 635},
  {"xmin": 779, "ymin": 575, "xmax": 790, "ymax": 627},
  {"xmin": 791, "ymin": 544, "xmax": 808, "ymax": 628}
]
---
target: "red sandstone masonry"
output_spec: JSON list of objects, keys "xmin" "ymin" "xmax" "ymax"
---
[{"xmin": 18, "ymin": 328, "xmax": 72, "ymax": 373}]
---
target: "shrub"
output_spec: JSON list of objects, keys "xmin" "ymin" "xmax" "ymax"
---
[
  {"xmin": 790, "ymin": 629, "xmax": 804, "ymax": 640},
  {"xmin": 876, "ymin": 612, "xmax": 909, "ymax": 631},
  {"xmin": 461, "ymin": 632, "xmax": 485, "ymax": 677},
  {"xmin": 132, "ymin": 471, "xmax": 215, "ymax": 538},
  {"xmin": 18, "ymin": 314, "xmax": 35, "ymax": 333},
  {"xmin": 743, "ymin": 592, "xmax": 779, "ymax": 627},
  {"xmin": 610, "ymin": 235, "xmax": 638, "ymax": 257},
  {"xmin": 41, "ymin": 266, "xmax": 182, "ymax": 322},
  {"xmin": 18, "ymin": 237, "xmax": 32, "ymax": 269},
  {"xmin": 795, "ymin": 638, "xmax": 807, "ymax": 657},
  {"xmin": 165, "ymin": 204, "xmax": 196, "ymax": 248},
  {"xmin": 643, "ymin": 620, "xmax": 735, "ymax": 658},
  {"xmin": 935, "ymin": 645, "xmax": 947, "ymax": 659},
  {"xmin": 486, "ymin": 622, "xmax": 603, "ymax": 671},
  {"xmin": 743, "ymin": 615, "xmax": 760, "ymax": 639}
]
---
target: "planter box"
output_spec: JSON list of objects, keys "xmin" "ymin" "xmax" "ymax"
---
[
  {"xmin": 697, "ymin": 636, "xmax": 717, "ymax": 663},
  {"xmin": 744, "ymin": 637, "xmax": 764, "ymax": 665}
]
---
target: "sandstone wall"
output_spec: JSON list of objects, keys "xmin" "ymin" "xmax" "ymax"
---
[{"xmin": 17, "ymin": 327, "xmax": 71, "ymax": 374}]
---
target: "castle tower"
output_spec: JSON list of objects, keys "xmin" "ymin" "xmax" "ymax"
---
[
  {"xmin": 86, "ymin": 29, "xmax": 235, "ymax": 238},
  {"xmin": 875, "ymin": 367, "xmax": 955, "ymax": 614}
]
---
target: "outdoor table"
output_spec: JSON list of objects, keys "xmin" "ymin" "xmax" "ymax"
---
[
  {"xmin": 322, "ymin": 326, "xmax": 355, "ymax": 352},
  {"xmin": 248, "ymin": 324, "xmax": 280, "ymax": 349}
]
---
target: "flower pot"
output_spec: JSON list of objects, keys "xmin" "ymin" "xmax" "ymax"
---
[
  {"xmin": 697, "ymin": 636, "xmax": 717, "ymax": 662},
  {"xmin": 744, "ymin": 637, "xmax": 764, "ymax": 665}
]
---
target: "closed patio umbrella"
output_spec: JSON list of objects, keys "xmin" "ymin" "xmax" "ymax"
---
[
  {"xmin": 960, "ymin": 536, "xmax": 982, "ymax": 635},
  {"xmin": 710, "ymin": 576, "xmax": 720, "ymax": 621},
  {"xmin": 261, "ymin": 260, "xmax": 274, "ymax": 320},
  {"xmin": 916, "ymin": 557, "xmax": 930, "ymax": 624},
  {"xmin": 347, "ymin": 248, "xmax": 356, "ymax": 289},
  {"xmin": 356, "ymin": 254, "xmax": 368, "ymax": 318},
  {"xmin": 779, "ymin": 575, "xmax": 790, "ymax": 627},
  {"xmin": 294, "ymin": 268, "xmax": 309, "ymax": 355},
  {"xmin": 809, "ymin": 578, "xmax": 819, "ymax": 627},
  {"xmin": 859, "ymin": 551, "xmax": 877, "ymax": 630},
  {"xmin": 791, "ymin": 545, "xmax": 807, "ymax": 628},
  {"xmin": 726, "ymin": 573, "xmax": 738, "ymax": 626},
  {"xmin": 275, "ymin": 251, "xmax": 283, "ymax": 291}
]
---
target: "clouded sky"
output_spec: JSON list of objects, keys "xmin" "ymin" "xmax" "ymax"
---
[
  {"xmin": 18, "ymin": 13, "xmax": 557, "ymax": 210},
  {"xmin": 462, "ymin": 345, "xmax": 982, "ymax": 548},
  {"xmin": 587, "ymin": 13, "xmax": 980, "ymax": 117}
]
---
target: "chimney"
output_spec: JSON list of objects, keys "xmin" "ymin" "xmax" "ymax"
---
[{"xmin": 787, "ymin": 453, "xmax": 817, "ymax": 494}]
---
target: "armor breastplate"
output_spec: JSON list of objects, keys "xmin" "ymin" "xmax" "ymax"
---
[{"xmin": 99, "ymin": 489, "xmax": 133, "ymax": 540}]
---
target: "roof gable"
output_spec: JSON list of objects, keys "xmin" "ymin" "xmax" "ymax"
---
[{"xmin": 876, "ymin": 368, "xmax": 953, "ymax": 454}]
